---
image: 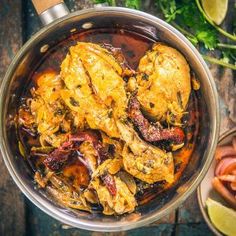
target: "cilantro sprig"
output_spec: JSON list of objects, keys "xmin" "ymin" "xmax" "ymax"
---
[
  {"xmin": 93, "ymin": 0, "xmax": 141, "ymax": 8},
  {"xmin": 195, "ymin": 0, "xmax": 236, "ymax": 41},
  {"xmin": 93, "ymin": 0, "xmax": 116, "ymax": 6},
  {"xmin": 159, "ymin": 0, "xmax": 219, "ymax": 50},
  {"xmin": 124, "ymin": 0, "xmax": 141, "ymax": 9},
  {"xmin": 157, "ymin": 0, "xmax": 235, "ymax": 70}
]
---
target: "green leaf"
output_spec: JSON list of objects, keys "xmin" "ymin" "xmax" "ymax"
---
[
  {"xmin": 92, "ymin": 0, "xmax": 116, "ymax": 6},
  {"xmin": 157, "ymin": 0, "xmax": 183, "ymax": 22},
  {"xmin": 124, "ymin": 0, "xmax": 141, "ymax": 9},
  {"xmin": 93, "ymin": 0, "xmax": 107, "ymax": 3},
  {"xmin": 222, "ymin": 49, "xmax": 236, "ymax": 64},
  {"xmin": 157, "ymin": 0, "xmax": 219, "ymax": 50},
  {"xmin": 186, "ymin": 35, "xmax": 199, "ymax": 45},
  {"xmin": 196, "ymin": 30, "xmax": 218, "ymax": 50},
  {"xmin": 222, "ymin": 51, "xmax": 230, "ymax": 63}
]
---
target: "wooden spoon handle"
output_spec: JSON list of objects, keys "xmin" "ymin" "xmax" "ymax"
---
[{"xmin": 32, "ymin": 0, "xmax": 64, "ymax": 14}]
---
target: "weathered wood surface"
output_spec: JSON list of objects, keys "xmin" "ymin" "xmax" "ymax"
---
[
  {"xmin": 0, "ymin": 1, "xmax": 26, "ymax": 236},
  {"xmin": 0, "ymin": 0, "xmax": 235, "ymax": 235}
]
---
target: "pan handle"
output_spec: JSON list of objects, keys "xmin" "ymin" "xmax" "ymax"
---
[{"xmin": 32, "ymin": 0, "xmax": 69, "ymax": 25}]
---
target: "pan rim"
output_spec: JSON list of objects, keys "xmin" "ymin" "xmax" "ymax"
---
[{"xmin": 0, "ymin": 6, "xmax": 220, "ymax": 232}]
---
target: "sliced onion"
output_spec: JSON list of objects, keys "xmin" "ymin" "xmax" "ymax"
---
[
  {"xmin": 230, "ymin": 182, "xmax": 236, "ymax": 191},
  {"xmin": 215, "ymin": 145, "xmax": 236, "ymax": 160},
  {"xmin": 232, "ymin": 137, "xmax": 236, "ymax": 152},
  {"xmin": 215, "ymin": 158, "xmax": 236, "ymax": 176},
  {"xmin": 212, "ymin": 177, "xmax": 236, "ymax": 210},
  {"xmin": 223, "ymin": 162, "xmax": 236, "ymax": 175},
  {"xmin": 218, "ymin": 175, "xmax": 236, "ymax": 182}
]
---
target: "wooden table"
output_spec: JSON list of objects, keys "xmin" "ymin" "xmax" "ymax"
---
[{"xmin": 0, "ymin": 1, "xmax": 235, "ymax": 235}]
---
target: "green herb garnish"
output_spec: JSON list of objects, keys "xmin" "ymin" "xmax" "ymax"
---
[
  {"xmin": 156, "ymin": 0, "xmax": 236, "ymax": 69},
  {"xmin": 92, "ymin": 0, "xmax": 236, "ymax": 70}
]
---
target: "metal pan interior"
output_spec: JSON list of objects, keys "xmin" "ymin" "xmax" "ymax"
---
[{"xmin": 0, "ymin": 7, "xmax": 219, "ymax": 231}]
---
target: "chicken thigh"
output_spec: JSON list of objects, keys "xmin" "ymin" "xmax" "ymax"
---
[
  {"xmin": 117, "ymin": 121, "xmax": 174, "ymax": 184},
  {"xmin": 60, "ymin": 42, "xmax": 128, "ymax": 138},
  {"xmin": 137, "ymin": 43, "xmax": 191, "ymax": 125}
]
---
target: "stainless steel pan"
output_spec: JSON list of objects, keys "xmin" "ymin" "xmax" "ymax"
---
[{"xmin": 0, "ymin": 0, "xmax": 220, "ymax": 231}]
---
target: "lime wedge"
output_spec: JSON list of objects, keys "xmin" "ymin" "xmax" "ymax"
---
[
  {"xmin": 201, "ymin": 0, "xmax": 228, "ymax": 25},
  {"xmin": 206, "ymin": 198, "xmax": 236, "ymax": 236}
]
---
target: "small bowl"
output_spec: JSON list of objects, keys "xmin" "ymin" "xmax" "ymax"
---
[{"xmin": 197, "ymin": 128, "xmax": 236, "ymax": 236}]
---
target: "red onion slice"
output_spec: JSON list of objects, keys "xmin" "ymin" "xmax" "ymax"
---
[
  {"xmin": 212, "ymin": 177, "xmax": 236, "ymax": 210},
  {"xmin": 215, "ymin": 158, "xmax": 236, "ymax": 176},
  {"xmin": 223, "ymin": 162, "xmax": 236, "ymax": 175},
  {"xmin": 215, "ymin": 145, "xmax": 236, "ymax": 160},
  {"xmin": 230, "ymin": 182, "xmax": 236, "ymax": 191},
  {"xmin": 232, "ymin": 137, "xmax": 236, "ymax": 152},
  {"xmin": 218, "ymin": 175, "xmax": 236, "ymax": 182}
]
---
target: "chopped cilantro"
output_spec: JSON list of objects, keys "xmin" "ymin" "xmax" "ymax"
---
[{"xmin": 124, "ymin": 0, "xmax": 141, "ymax": 9}]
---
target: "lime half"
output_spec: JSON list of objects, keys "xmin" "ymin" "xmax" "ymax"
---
[
  {"xmin": 201, "ymin": 0, "xmax": 228, "ymax": 25},
  {"xmin": 206, "ymin": 198, "xmax": 236, "ymax": 236}
]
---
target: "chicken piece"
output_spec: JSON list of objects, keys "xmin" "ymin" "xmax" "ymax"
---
[
  {"xmin": 117, "ymin": 121, "xmax": 174, "ymax": 184},
  {"xmin": 91, "ymin": 177, "xmax": 137, "ymax": 215},
  {"xmin": 60, "ymin": 42, "xmax": 128, "ymax": 138},
  {"xmin": 137, "ymin": 43, "xmax": 191, "ymax": 124},
  {"xmin": 35, "ymin": 70, "xmax": 62, "ymax": 100},
  {"xmin": 74, "ymin": 43, "xmax": 127, "ymax": 108}
]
